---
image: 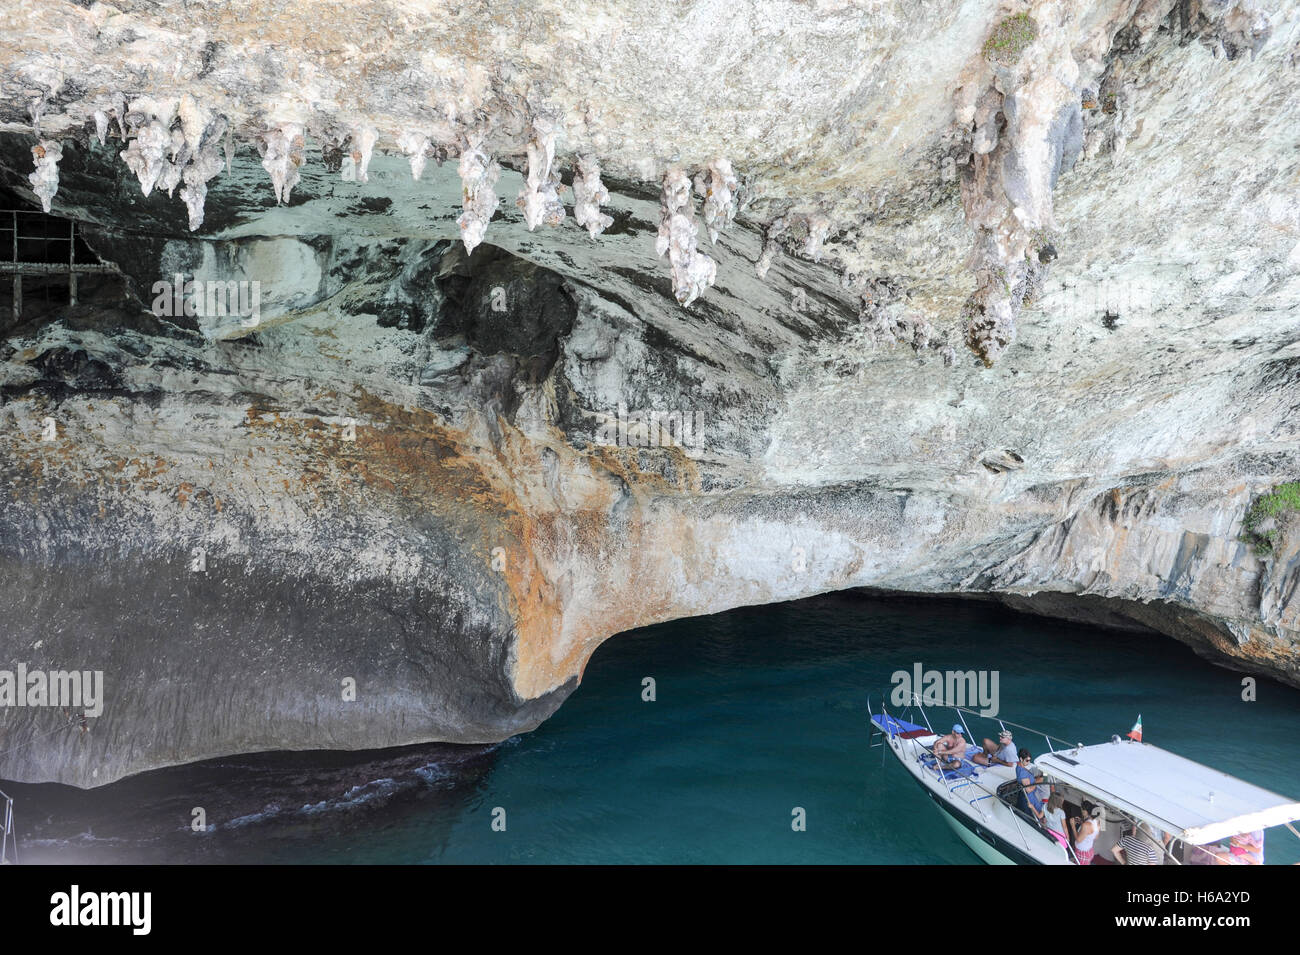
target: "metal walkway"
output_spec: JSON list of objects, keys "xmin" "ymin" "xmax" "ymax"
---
[{"xmin": 0, "ymin": 209, "xmax": 114, "ymax": 322}]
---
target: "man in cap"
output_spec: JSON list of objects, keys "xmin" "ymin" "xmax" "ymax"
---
[
  {"xmin": 932, "ymin": 724, "xmax": 969, "ymax": 771},
  {"xmin": 974, "ymin": 729, "xmax": 1017, "ymax": 767}
]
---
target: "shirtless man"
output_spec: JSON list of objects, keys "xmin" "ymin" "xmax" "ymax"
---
[{"xmin": 932, "ymin": 724, "xmax": 968, "ymax": 770}]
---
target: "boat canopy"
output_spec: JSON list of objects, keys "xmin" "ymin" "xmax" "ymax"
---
[{"xmin": 1035, "ymin": 739, "xmax": 1300, "ymax": 846}]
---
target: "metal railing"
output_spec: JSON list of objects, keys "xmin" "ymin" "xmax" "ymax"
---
[
  {"xmin": 0, "ymin": 209, "xmax": 114, "ymax": 322},
  {"xmin": 872, "ymin": 693, "xmax": 1079, "ymax": 863},
  {"xmin": 0, "ymin": 788, "xmax": 15, "ymax": 864}
]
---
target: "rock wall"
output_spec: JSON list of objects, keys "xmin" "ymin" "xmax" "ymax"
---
[{"xmin": 0, "ymin": 0, "xmax": 1297, "ymax": 785}]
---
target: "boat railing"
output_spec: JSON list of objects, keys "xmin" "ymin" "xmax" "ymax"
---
[
  {"xmin": 873, "ymin": 694, "xmax": 1079, "ymax": 864},
  {"xmin": 1105, "ymin": 806, "xmax": 1185, "ymax": 865},
  {"xmin": 0, "ymin": 788, "xmax": 15, "ymax": 865},
  {"xmin": 887, "ymin": 691, "xmax": 1075, "ymax": 755},
  {"xmin": 875, "ymin": 699, "xmax": 1039, "ymax": 859}
]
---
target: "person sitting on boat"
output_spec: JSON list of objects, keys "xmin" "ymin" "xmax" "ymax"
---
[
  {"xmin": 1200, "ymin": 830, "xmax": 1265, "ymax": 864},
  {"xmin": 1112, "ymin": 821, "xmax": 1161, "ymax": 865},
  {"xmin": 1015, "ymin": 749, "xmax": 1046, "ymax": 823},
  {"xmin": 1229, "ymin": 829, "xmax": 1264, "ymax": 864},
  {"xmin": 1070, "ymin": 802, "xmax": 1103, "ymax": 865},
  {"xmin": 1031, "ymin": 763, "xmax": 1053, "ymax": 805},
  {"xmin": 1187, "ymin": 829, "xmax": 1264, "ymax": 865},
  {"xmin": 932, "ymin": 725, "xmax": 968, "ymax": 770},
  {"xmin": 974, "ymin": 729, "xmax": 1017, "ymax": 767}
]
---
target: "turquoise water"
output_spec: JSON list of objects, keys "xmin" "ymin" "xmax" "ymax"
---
[{"xmin": 10, "ymin": 593, "xmax": 1300, "ymax": 864}]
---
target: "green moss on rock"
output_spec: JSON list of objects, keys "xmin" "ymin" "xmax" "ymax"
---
[
  {"xmin": 1241, "ymin": 481, "xmax": 1300, "ymax": 556},
  {"xmin": 984, "ymin": 13, "xmax": 1037, "ymax": 65}
]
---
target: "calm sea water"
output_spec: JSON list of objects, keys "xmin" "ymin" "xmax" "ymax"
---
[{"xmin": 7, "ymin": 593, "xmax": 1300, "ymax": 864}]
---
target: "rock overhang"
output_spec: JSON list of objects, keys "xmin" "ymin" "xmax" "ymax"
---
[{"xmin": 0, "ymin": 0, "xmax": 1297, "ymax": 786}]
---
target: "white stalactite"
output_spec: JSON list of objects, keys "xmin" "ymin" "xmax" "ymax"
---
[
  {"xmin": 120, "ymin": 120, "xmax": 171, "ymax": 197},
  {"xmin": 93, "ymin": 110, "xmax": 109, "ymax": 146},
  {"xmin": 28, "ymin": 140, "xmax": 62, "ymax": 213},
  {"xmin": 157, "ymin": 127, "xmax": 188, "ymax": 197},
  {"xmin": 261, "ymin": 124, "xmax": 305, "ymax": 205},
  {"xmin": 397, "ymin": 131, "xmax": 430, "ymax": 180},
  {"xmin": 177, "ymin": 94, "xmax": 210, "ymax": 156},
  {"xmin": 573, "ymin": 155, "xmax": 613, "ymax": 238},
  {"xmin": 801, "ymin": 213, "xmax": 832, "ymax": 261},
  {"xmin": 342, "ymin": 125, "xmax": 378, "ymax": 182},
  {"xmin": 517, "ymin": 122, "xmax": 566, "ymax": 231},
  {"xmin": 656, "ymin": 168, "xmax": 716, "ymax": 306},
  {"xmin": 115, "ymin": 98, "xmax": 228, "ymax": 228},
  {"xmin": 181, "ymin": 147, "xmax": 225, "ymax": 231},
  {"xmin": 456, "ymin": 139, "xmax": 500, "ymax": 254},
  {"xmin": 180, "ymin": 117, "xmax": 228, "ymax": 231},
  {"xmin": 693, "ymin": 158, "xmax": 739, "ymax": 243}
]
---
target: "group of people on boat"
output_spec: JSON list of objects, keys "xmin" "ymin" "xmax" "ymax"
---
[
  {"xmin": 931, "ymin": 725, "xmax": 1019, "ymax": 771},
  {"xmin": 928, "ymin": 723, "xmax": 1265, "ymax": 864}
]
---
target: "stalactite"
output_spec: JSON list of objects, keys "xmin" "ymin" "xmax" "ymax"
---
[
  {"xmin": 456, "ymin": 138, "xmax": 500, "ymax": 254},
  {"xmin": 693, "ymin": 158, "xmax": 739, "ymax": 243},
  {"xmin": 177, "ymin": 95, "xmax": 208, "ymax": 155},
  {"xmin": 260, "ymin": 123, "xmax": 305, "ymax": 205},
  {"xmin": 517, "ymin": 121, "xmax": 566, "ymax": 231},
  {"xmin": 157, "ymin": 127, "xmax": 188, "ymax": 198},
  {"xmin": 801, "ymin": 213, "xmax": 832, "ymax": 261},
  {"xmin": 573, "ymin": 155, "xmax": 613, "ymax": 238},
  {"xmin": 28, "ymin": 140, "xmax": 62, "ymax": 213},
  {"xmin": 397, "ymin": 131, "xmax": 430, "ymax": 180},
  {"xmin": 180, "ymin": 117, "xmax": 228, "ymax": 231},
  {"xmin": 656, "ymin": 168, "xmax": 716, "ymax": 306},
  {"xmin": 120, "ymin": 119, "xmax": 171, "ymax": 197},
  {"xmin": 342, "ymin": 125, "xmax": 378, "ymax": 182}
]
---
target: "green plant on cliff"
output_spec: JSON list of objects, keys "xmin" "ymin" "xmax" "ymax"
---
[
  {"xmin": 1241, "ymin": 481, "xmax": 1300, "ymax": 556},
  {"xmin": 983, "ymin": 12, "xmax": 1038, "ymax": 65}
]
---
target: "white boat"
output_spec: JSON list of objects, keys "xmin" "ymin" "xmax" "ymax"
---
[{"xmin": 869, "ymin": 697, "xmax": 1300, "ymax": 865}]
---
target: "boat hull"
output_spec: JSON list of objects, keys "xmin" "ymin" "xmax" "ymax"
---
[{"xmin": 921, "ymin": 780, "xmax": 1041, "ymax": 865}]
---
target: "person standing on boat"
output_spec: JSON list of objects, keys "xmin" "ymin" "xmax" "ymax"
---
[
  {"xmin": 1071, "ymin": 802, "xmax": 1103, "ymax": 865},
  {"xmin": 1112, "ymin": 822, "xmax": 1160, "ymax": 865},
  {"xmin": 1042, "ymin": 793, "xmax": 1068, "ymax": 839},
  {"xmin": 1015, "ymin": 749, "xmax": 1046, "ymax": 823}
]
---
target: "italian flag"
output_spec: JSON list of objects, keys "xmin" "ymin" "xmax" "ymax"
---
[{"xmin": 1126, "ymin": 715, "xmax": 1143, "ymax": 742}]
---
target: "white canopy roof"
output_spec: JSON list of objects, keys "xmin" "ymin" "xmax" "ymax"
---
[{"xmin": 1034, "ymin": 739, "xmax": 1300, "ymax": 845}]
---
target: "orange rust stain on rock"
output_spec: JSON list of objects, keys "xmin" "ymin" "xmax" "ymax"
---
[{"xmin": 504, "ymin": 502, "xmax": 705, "ymax": 700}]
